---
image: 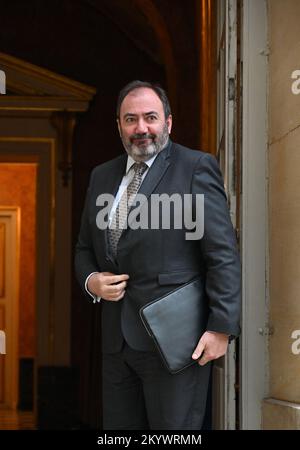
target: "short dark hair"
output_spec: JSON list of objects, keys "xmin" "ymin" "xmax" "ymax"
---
[{"xmin": 116, "ymin": 80, "xmax": 172, "ymax": 119}]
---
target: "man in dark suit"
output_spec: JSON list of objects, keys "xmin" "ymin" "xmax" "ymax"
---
[{"xmin": 75, "ymin": 80, "xmax": 241, "ymax": 430}]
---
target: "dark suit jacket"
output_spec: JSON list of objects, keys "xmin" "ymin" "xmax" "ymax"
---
[{"xmin": 75, "ymin": 140, "xmax": 241, "ymax": 353}]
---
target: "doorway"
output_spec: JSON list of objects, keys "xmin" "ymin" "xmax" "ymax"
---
[{"xmin": 0, "ymin": 206, "xmax": 20, "ymax": 409}]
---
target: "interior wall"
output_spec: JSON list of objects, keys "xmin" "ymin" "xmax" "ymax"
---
[{"xmin": 0, "ymin": 163, "xmax": 37, "ymax": 358}]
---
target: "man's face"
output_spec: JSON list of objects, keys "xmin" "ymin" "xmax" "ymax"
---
[{"xmin": 117, "ymin": 87, "xmax": 172, "ymax": 162}]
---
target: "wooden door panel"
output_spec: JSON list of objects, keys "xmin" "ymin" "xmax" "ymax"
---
[{"xmin": 0, "ymin": 209, "xmax": 20, "ymax": 410}]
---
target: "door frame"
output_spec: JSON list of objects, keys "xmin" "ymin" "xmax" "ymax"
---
[
  {"xmin": 0, "ymin": 206, "xmax": 20, "ymax": 409},
  {"xmin": 215, "ymin": 0, "xmax": 269, "ymax": 429},
  {"xmin": 214, "ymin": 0, "xmax": 241, "ymax": 430},
  {"xmin": 0, "ymin": 143, "xmax": 54, "ymax": 415},
  {"xmin": 240, "ymin": 0, "xmax": 269, "ymax": 429}
]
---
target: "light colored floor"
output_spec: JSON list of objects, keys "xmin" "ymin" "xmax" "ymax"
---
[{"xmin": 0, "ymin": 409, "xmax": 35, "ymax": 430}]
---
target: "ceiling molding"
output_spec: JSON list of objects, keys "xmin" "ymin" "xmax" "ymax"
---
[{"xmin": 0, "ymin": 52, "xmax": 96, "ymax": 111}]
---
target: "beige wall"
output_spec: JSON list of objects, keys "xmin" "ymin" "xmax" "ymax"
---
[{"xmin": 265, "ymin": 0, "xmax": 300, "ymax": 429}]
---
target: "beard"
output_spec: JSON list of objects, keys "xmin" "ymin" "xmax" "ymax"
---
[{"xmin": 120, "ymin": 123, "xmax": 169, "ymax": 162}]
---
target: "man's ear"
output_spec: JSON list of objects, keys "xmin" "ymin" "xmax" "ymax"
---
[
  {"xmin": 167, "ymin": 115, "xmax": 173, "ymax": 134},
  {"xmin": 117, "ymin": 119, "xmax": 121, "ymax": 137}
]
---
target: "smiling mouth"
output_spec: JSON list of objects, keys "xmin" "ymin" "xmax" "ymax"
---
[{"xmin": 132, "ymin": 138, "xmax": 152, "ymax": 144}]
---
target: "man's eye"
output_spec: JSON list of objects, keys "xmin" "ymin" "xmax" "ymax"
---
[
  {"xmin": 125, "ymin": 117, "xmax": 135, "ymax": 123},
  {"xmin": 148, "ymin": 116, "xmax": 157, "ymax": 121}
]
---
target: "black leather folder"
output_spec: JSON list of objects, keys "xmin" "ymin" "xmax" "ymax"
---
[{"xmin": 139, "ymin": 277, "xmax": 208, "ymax": 374}]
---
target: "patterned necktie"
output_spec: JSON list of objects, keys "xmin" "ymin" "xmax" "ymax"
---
[{"xmin": 108, "ymin": 162, "xmax": 148, "ymax": 256}]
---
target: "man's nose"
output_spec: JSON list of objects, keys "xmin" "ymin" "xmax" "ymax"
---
[{"xmin": 135, "ymin": 118, "xmax": 148, "ymax": 134}]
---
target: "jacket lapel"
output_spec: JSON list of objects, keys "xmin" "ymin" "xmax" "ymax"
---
[
  {"xmin": 103, "ymin": 154, "xmax": 127, "ymax": 260},
  {"xmin": 126, "ymin": 141, "xmax": 172, "ymax": 229}
]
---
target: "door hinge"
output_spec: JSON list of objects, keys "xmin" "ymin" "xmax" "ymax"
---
[
  {"xmin": 258, "ymin": 325, "xmax": 274, "ymax": 336},
  {"xmin": 229, "ymin": 77, "xmax": 235, "ymax": 101}
]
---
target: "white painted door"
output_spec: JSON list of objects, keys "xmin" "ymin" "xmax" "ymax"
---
[{"xmin": 240, "ymin": 0, "xmax": 268, "ymax": 429}]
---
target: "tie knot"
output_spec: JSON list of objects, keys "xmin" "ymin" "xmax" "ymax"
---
[{"xmin": 133, "ymin": 162, "xmax": 148, "ymax": 176}]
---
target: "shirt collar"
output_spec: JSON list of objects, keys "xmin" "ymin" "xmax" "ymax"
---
[{"xmin": 125, "ymin": 153, "xmax": 158, "ymax": 175}]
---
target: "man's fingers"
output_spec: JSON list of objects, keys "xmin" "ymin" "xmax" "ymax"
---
[
  {"xmin": 103, "ymin": 273, "xmax": 129, "ymax": 285},
  {"xmin": 192, "ymin": 341, "xmax": 205, "ymax": 360},
  {"xmin": 198, "ymin": 352, "xmax": 210, "ymax": 366},
  {"xmin": 192, "ymin": 332, "xmax": 230, "ymax": 366},
  {"xmin": 106, "ymin": 280, "xmax": 127, "ymax": 293},
  {"xmin": 193, "ymin": 341, "xmax": 210, "ymax": 366},
  {"xmin": 99, "ymin": 272, "xmax": 129, "ymax": 301},
  {"xmin": 114, "ymin": 290, "xmax": 126, "ymax": 301},
  {"xmin": 108, "ymin": 290, "xmax": 125, "ymax": 301}
]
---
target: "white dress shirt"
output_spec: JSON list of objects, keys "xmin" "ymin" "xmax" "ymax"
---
[{"xmin": 85, "ymin": 153, "xmax": 158, "ymax": 302}]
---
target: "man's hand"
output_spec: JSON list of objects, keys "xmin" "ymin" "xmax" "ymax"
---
[
  {"xmin": 191, "ymin": 331, "xmax": 229, "ymax": 366},
  {"xmin": 87, "ymin": 272, "xmax": 129, "ymax": 301}
]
